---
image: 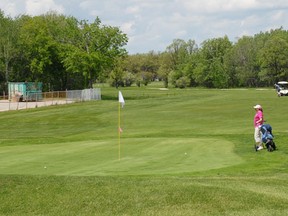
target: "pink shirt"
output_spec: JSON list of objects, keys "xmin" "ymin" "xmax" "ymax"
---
[{"xmin": 254, "ymin": 110, "xmax": 263, "ymax": 128}]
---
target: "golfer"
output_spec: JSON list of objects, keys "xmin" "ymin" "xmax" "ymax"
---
[{"xmin": 253, "ymin": 104, "xmax": 264, "ymax": 151}]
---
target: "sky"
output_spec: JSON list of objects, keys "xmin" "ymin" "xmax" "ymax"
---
[{"xmin": 1, "ymin": 0, "xmax": 288, "ymax": 54}]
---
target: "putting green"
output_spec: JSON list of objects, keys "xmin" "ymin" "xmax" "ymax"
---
[{"xmin": 0, "ymin": 137, "xmax": 243, "ymax": 176}]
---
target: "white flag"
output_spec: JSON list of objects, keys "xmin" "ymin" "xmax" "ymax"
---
[{"xmin": 118, "ymin": 91, "xmax": 125, "ymax": 108}]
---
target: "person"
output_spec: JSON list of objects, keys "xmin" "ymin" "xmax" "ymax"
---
[
  {"xmin": 253, "ymin": 104, "xmax": 264, "ymax": 151},
  {"xmin": 274, "ymin": 83, "xmax": 281, "ymax": 96}
]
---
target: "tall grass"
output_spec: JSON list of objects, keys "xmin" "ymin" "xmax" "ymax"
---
[{"xmin": 0, "ymin": 85, "xmax": 288, "ymax": 215}]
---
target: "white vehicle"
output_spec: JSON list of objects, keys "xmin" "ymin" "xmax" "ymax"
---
[{"xmin": 274, "ymin": 81, "xmax": 288, "ymax": 97}]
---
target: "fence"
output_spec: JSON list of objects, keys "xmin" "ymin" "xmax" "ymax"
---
[
  {"xmin": 0, "ymin": 88, "xmax": 101, "ymax": 112},
  {"xmin": 67, "ymin": 89, "xmax": 101, "ymax": 101}
]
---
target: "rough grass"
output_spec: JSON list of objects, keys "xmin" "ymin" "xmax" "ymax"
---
[
  {"xmin": 1, "ymin": 175, "xmax": 288, "ymax": 216},
  {"xmin": 0, "ymin": 85, "xmax": 288, "ymax": 215}
]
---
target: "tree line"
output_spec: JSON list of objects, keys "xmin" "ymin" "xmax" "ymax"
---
[
  {"xmin": 1, "ymin": 10, "xmax": 288, "ymax": 92},
  {"xmin": 0, "ymin": 10, "xmax": 128, "ymax": 92},
  {"xmin": 119, "ymin": 28, "xmax": 288, "ymax": 89}
]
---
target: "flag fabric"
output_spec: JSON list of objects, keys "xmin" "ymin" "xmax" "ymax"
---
[{"xmin": 118, "ymin": 91, "xmax": 125, "ymax": 108}]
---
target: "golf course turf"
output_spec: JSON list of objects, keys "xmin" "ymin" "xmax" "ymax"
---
[{"xmin": 0, "ymin": 85, "xmax": 287, "ymax": 215}]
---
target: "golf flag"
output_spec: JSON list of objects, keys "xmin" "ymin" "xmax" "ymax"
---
[
  {"xmin": 119, "ymin": 91, "xmax": 125, "ymax": 108},
  {"xmin": 118, "ymin": 91, "xmax": 125, "ymax": 160}
]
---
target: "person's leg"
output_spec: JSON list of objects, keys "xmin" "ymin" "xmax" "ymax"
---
[{"xmin": 254, "ymin": 127, "xmax": 263, "ymax": 150}]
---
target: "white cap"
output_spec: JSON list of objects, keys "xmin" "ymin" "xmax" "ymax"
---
[{"xmin": 253, "ymin": 104, "xmax": 262, "ymax": 109}]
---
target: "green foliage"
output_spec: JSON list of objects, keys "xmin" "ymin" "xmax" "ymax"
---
[
  {"xmin": 108, "ymin": 58, "xmax": 136, "ymax": 87},
  {"xmin": 175, "ymin": 76, "xmax": 189, "ymax": 88},
  {"xmin": 108, "ymin": 66, "xmax": 125, "ymax": 87},
  {"xmin": 259, "ymin": 36, "xmax": 288, "ymax": 84},
  {"xmin": 62, "ymin": 18, "xmax": 128, "ymax": 88},
  {"xmin": 122, "ymin": 71, "xmax": 135, "ymax": 87},
  {"xmin": 121, "ymin": 52, "xmax": 160, "ymax": 87},
  {"xmin": 225, "ymin": 36, "xmax": 258, "ymax": 87},
  {"xmin": 0, "ymin": 11, "xmax": 128, "ymax": 91},
  {"xmin": 158, "ymin": 52, "xmax": 173, "ymax": 88},
  {"xmin": 0, "ymin": 10, "xmax": 19, "ymax": 87},
  {"xmin": 150, "ymin": 29, "xmax": 288, "ymax": 89},
  {"xmin": 195, "ymin": 36, "xmax": 232, "ymax": 88},
  {"xmin": 163, "ymin": 39, "xmax": 198, "ymax": 88},
  {"xmin": 1, "ymin": 9, "xmax": 288, "ymax": 91}
]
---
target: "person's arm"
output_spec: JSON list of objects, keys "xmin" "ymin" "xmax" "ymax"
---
[{"xmin": 256, "ymin": 117, "xmax": 262, "ymax": 124}]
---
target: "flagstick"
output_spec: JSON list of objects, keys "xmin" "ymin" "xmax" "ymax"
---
[
  {"xmin": 118, "ymin": 101, "xmax": 121, "ymax": 160},
  {"xmin": 118, "ymin": 91, "xmax": 125, "ymax": 161}
]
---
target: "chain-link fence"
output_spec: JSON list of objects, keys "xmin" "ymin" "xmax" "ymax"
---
[
  {"xmin": 66, "ymin": 89, "xmax": 101, "ymax": 101},
  {"xmin": 0, "ymin": 88, "xmax": 101, "ymax": 112}
]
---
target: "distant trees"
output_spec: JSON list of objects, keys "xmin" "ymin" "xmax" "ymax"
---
[
  {"xmin": 224, "ymin": 36, "xmax": 258, "ymax": 87},
  {"xmin": 165, "ymin": 39, "xmax": 196, "ymax": 88},
  {"xmin": 258, "ymin": 35, "xmax": 288, "ymax": 85},
  {"xmin": 1, "ymin": 9, "xmax": 288, "ymax": 91},
  {"xmin": 192, "ymin": 36, "xmax": 232, "ymax": 88},
  {"xmin": 121, "ymin": 28, "xmax": 288, "ymax": 89},
  {"xmin": 114, "ymin": 51, "xmax": 160, "ymax": 87}
]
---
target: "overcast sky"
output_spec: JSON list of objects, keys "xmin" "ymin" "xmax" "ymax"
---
[{"xmin": 1, "ymin": 0, "xmax": 288, "ymax": 54}]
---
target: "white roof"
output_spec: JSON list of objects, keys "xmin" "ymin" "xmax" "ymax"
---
[{"xmin": 277, "ymin": 81, "xmax": 288, "ymax": 84}]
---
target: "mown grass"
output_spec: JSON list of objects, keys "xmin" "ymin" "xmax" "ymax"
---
[
  {"xmin": 0, "ymin": 85, "xmax": 288, "ymax": 215},
  {"xmin": 1, "ymin": 175, "xmax": 288, "ymax": 216}
]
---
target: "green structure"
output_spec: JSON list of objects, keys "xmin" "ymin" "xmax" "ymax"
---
[{"xmin": 8, "ymin": 82, "xmax": 43, "ymax": 101}]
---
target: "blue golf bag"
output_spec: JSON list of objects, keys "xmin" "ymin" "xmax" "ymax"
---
[{"xmin": 260, "ymin": 124, "xmax": 277, "ymax": 152}]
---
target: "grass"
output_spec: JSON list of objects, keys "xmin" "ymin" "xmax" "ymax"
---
[
  {"xmin": 0, "ymin": 138, "xmax": 242, "ymax": 176},
  {"xmin": 0, "ymin": 85, "xmax": 288, "ymax": 215}
]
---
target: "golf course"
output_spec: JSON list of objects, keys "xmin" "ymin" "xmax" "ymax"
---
[{"xmin": 0, "ymin": 84, "xmax": 288, "ymax": 215}]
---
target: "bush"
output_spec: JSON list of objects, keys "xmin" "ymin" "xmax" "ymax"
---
[{"xmin": 175, "ymin": 76, "xmax": 190, "ymax": 88}]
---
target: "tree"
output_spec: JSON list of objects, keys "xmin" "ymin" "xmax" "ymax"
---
[
  {"xmin": 108, "ymin": 57, "xmax": 136, "ymax": 87},
  {"xmin": 16, "ymin": 14, "xmax": 67, "ymax": 90},
  {"xmin": 121, "ymin": 52, "xmax": 160, "ymax": 87},
  {"xmin": 162, "ymin": 39, "xmax": 198, "ymax": 88},
  {"xmin": 62, "ymin": 18, "xmax": 128, "ymax": 88},
  {"xmin": 0, "ymin": 12, "xmax": 129, "ymax": 91},
  {"xmin": 259, "ymin": 36, "xmax": 288, "ymax": 84},
  {"xmin": 225, "ymin": 36, "xmax": 259, "ymax": 87},
  {"xmin": 166, "ymin": 39, "xmax": 189, "ymax": 66},
  {"xmin": 158, "ymin": 52, "xmax": 174, "ymax": 88},
  {"xmin": 182, "ymin": 41, "xmax": 198, "ymax": 87},
  {"xmin": 193, "ymin": 36, "xmax": 232, "ymax": 88},
  {"xmin": 0, "ymin": 10, "xmax": 19, "ymax": 88}
]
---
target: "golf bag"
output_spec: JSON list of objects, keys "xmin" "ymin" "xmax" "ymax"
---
[{"xmin": 260, "ymin": 124, "xmax": 277, "ymax": 152}]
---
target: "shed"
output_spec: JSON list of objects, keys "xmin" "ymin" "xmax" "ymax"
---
[{"xmin": 8, "ymin": 82, "xmax": 43, "ymax": 102}]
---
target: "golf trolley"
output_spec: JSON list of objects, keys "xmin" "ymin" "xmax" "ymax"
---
[{"xmin": 260, "ymin": 124, "xmax": 277, "ymax": 152}]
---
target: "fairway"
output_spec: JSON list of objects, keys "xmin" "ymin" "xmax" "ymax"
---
[{"xmin": 1, "ymin": 86, "xmax": 288, "ymax": 215}]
